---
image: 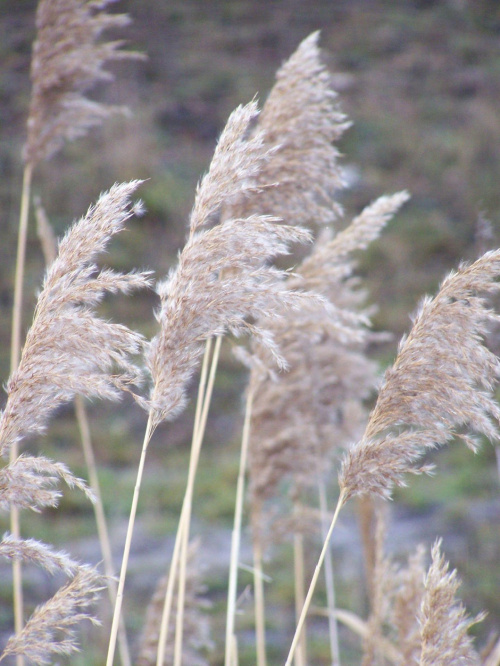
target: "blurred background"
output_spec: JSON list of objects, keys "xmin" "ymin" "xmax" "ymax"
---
[{"xmin": 1, "ymin": 0, "xmax": 500, "ymax": 663}]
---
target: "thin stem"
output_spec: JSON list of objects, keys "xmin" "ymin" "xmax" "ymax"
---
[
  {"xmin": 75, "ymin": 397, "xmax": 131, "ymax": 666},
  {"xmin": 106, "ymin": 411, "xmax": 155, "ymax": 666},
  {"xmin": 285, "ymin": 491, "xmax": 346, "ymax": 666},
  {"xmin": 10, "ymin": 162, "xmax": 33, "ymax": 666},
  {"xmin": 293, "ymin": 527, "xmax": 306, "ymax": 666},
  {"xmin": 252, "ymin": 525, "xmax": 267, "ymax": 666},
  {"xmin": 157, "ymin": 336, "xmax": 222, "ymax": 666},
  {"xmin": 318, "ymin": 479, "xmax": 340, "ymax": 666},
  {"xmin": 194, "ymin": 337, "xmax": 213, "ymax": 437},
  {"xmin": 173, "ymin": 335, "xmax": 222, "ymax": 666},
  {"xmin": 483, "ymin": 635, "xmax": 500, "ymax": 666},
  {"xmin": 224, "ymin": 386, "xmax": 255, "ymax": 666},
  {"xmin": 230, "ymin": 634, "xmax": 239, "ymax": 666},
  {"xmin": 11, "ymin": 164, "xmax": 33, "ymax": 374},
  {"xmin": 164, "ymin": 337, "xmax": 213, "ymax": 666}
]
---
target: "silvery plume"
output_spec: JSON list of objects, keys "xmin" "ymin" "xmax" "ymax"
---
[
  {"xmin": 146, "ymin": 101, "xmax": 312, "ymax": 427},
  {"xmin": 25, "ymin": 0, "xmax": 142, "ymax": 168},
  {"xmin": 340, "ymin": 249, "xmax": 500, "ymax": 502},
  {"xmin": 0, "ymin": 180, "xmax": 151, "ymax": 462},
  {"xmin": 225, "ymin": 31, "xmax": 350, "ymax": 228}
]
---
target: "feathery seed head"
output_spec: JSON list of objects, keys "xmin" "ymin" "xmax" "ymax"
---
[
  {"xmin": 147, "ymin": 101, "xmax": 312, "ymax": 427},
  {"xmin": 0, "ymin": 534, "xmax": 80, "ymax": 577},
  {"xmin": 0, "ymin": 454, "xmax": 94, "ymax": 512},
  {"xmin": 0, "ymin": 181, "xmax": 151, "ymax": 457},
  {"xmin": 0, "ymin": 565, "xmax": 105, "ymax": 665},
  {"xmin": 340, "ymin": 250, "xmax": 500, "ymax": 503},
  {"xmin": 25, "ymin": 0, "xmax": 143, "ymax": 166},
  {"xmin": 225, "ymin": 31, "xmax": 350, "ymax": 229},
  {"xmin": 419, "ymin": 539, "xmax": 483, "ymax": 665},
  {"xmin": 247, "ymin": 193, "xmax": 408, "ymax": 527}
]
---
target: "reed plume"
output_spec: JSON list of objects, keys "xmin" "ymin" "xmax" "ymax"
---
[
  {"xmin": 24, "ymin": 0, "xmax": 141, "ymax": 168},
  {"xmin": 391, "ymin": 546, "xmax": 426, "ymax": 664},
  {"xmin": 340, "ymin": 249, "xmax": 500, "ymax": 503},
  {"xmin": 108, "ymin": 100, "xmax": 312, "ymax": 666},
  {"xmin": 357, "ymin": 514, "xmax": 482, "ymax": 665},
  {"xmin": 225, "ymin": 31, "xmax": 350, "ymax": 227},
  {"xmin": 146, "ymin": 101, "xmax": 312, "ymax": 427},
  {"xmin": 419, "ymin": 540, "xmax": 483, "ymax": 665},
  {"xmin": 286, "ymin": 247, "xmax": 500, "ymax": 666},
  {"xmin": 0, "ymin": 535, "xmax": 80, "ymax": 577},
  {"xmin": 0, "ymin": 181, "xmax": 151, "ymax": 458},
  {"xmin": 0, "ymin": 565, "xmax": 105, "ymax": 665},
  {"xmin": 1, "ymin": 181, "xmax": 149, "ymax": 662},
  {"xmin": 34, "ymin": 195, "xmax": 133, "ymax": 666},
  {"xmin": 247, "ymin": 192, "xmax": 409, "ymax": 538},
  {"xmin": 0, "ymin": 454, "xmax": 94, "ymax": 512}
]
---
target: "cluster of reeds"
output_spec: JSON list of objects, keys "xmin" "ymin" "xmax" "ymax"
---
[{"xmin": 1, "ymin": 1, "xmax": 500, "ymax": 664}]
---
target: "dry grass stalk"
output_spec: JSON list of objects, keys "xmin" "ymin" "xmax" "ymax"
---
[
  {"xmin": 1, "ymin": 181, "xmax": 148, "ymax": 663},
  {"xmin": 225, "ymin": 386, "xmax": 255, "ymax": 666},
  {"xmin": 0, "ymin": 565, "xmax": 105, "ymax": 665},
  {"xmin": 137, "ymin": 542, "xmax": 212, "ymax": 666},
  {"xmin": 225, "ymin": 31, "xmax": 350, "ymax": 228},
  {"xmin": 0, "ymin": 181, "xmax": 151, "ymax": 458},
  {"xmin": 173, "ymin": 336, "xmax": 222, "ymax": 666},
  {"xmin": 340, "ymin": 249, "xmax": 500, "ymax": 503},
  {"xmin": 419, "ymin": 539, "xmax": 483, "ymax": 665},
  {"xmin": 35, "ymin": 195, "xmax": 132, "ymax": 666},
  {"xmin": 24, "ymin": 0, "xmax": 142, "ymax": 168},
  {"xmin": 107, "ymin": 100, "xmax": 311, "ymax": 666}
]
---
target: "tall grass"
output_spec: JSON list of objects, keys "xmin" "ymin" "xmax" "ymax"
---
[{"xmin": 1, "ymin": 2, "xmax": 499, "ymax": 665}]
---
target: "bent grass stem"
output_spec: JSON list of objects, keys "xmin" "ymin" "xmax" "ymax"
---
[
  {"xmin": 10, "ymin": 162, "xmax": 33, "ymax": 666},
  {"xmin": 284, "ymin": 490, "xmax": 346, "ymax": 666},
  {"xmin": 106, "ymin": 411, "xmax": 155, "ymax": 666}
]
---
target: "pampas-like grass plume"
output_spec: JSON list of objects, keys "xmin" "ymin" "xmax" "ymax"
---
[
  {"xmin": 146, "ymin": 101, "xmax": 312, "ymax": 427},
  {"xmin": 0, "ymin": 454, "xmax": 94, "ymax": 512},
  {"xmin": 247, "ymin": 192, "xmax": 408, "ymax": 525},
  {"xmin": 0, "ymin": 535, "xmax": 79, "ymax": 577},
  {"xmin": 0, "ymin": 181, "xmax": 151, "ymax": 458},
  {"xmin": 0, "ymin": 565, "xmax": 105, "ymax": 665},
  {"xmin": 339, "ymin": 249, "xmax": 500, "ymax": 502},
  {"xmin": 225, "ymin": 31, "xmax": 350, "ymax": 228},
  {"xmin": 24, "ymin": 0, "xmax": 141, "ymax": 167},
  {"xmin": 357, "ymin": 519, "xmax": 482, "ymax": 665},
  {"xmin": 419, "ymin": 539, "xmax": 483, "ymax": 665}
]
